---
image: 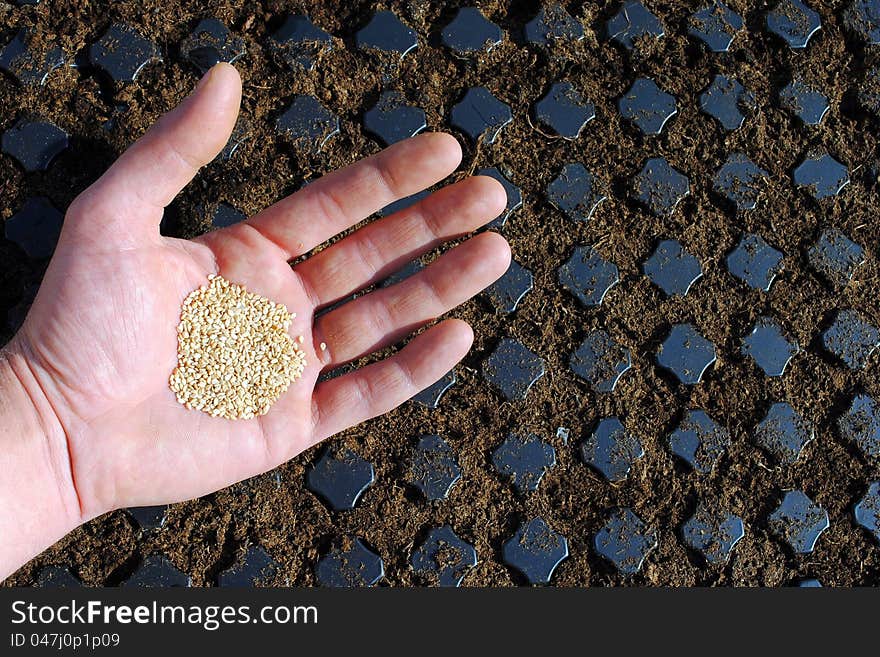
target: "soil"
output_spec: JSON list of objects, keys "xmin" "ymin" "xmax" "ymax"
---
[{"xmin": 2, "ymin": 0, "xmax": 880, "ymax": 586}]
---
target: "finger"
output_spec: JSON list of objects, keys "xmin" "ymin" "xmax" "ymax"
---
[
  {"xmin": 315, "ymin": 231, "xmax": 511, "ymax": 366},
  {"xmin": 296, "ymin": 175, "xmax": 507, "ymax": 307},
  {"xmin": 240, "ymin": 132, "xmax": 462, "ymax": 260},
  {"xmin": 74, "ymin": 63, "xmax": 242, "ymax": 236},
  {"xmin": 310, "ymin": 319, "xmax": 473, "ymax": 442}
]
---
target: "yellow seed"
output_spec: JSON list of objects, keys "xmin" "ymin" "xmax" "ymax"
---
[{"xmin": 169, "ymin": 275, "xmax": 307, "ymax": 420}]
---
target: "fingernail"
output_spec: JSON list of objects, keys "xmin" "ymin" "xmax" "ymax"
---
[{"xmin": 196, "ymin": 66, "xmax": 215, "ymax": 91}]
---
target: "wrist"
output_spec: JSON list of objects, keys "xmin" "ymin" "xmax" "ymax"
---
[{"xmin": 0, "ymin": 342, "xmax": 83, "ymax": 582}]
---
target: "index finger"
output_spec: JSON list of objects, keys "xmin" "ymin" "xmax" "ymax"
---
[{"xmin": 238, "ymin": 132, "xmax": 462, "ymax": 260}]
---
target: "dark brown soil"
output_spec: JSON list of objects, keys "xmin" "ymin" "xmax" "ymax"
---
[{"xmin": 3, "ymin": 0, "xmax": 879, "ymax": 586}]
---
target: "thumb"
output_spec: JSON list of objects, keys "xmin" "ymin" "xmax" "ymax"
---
[{"xmin": 73, "ymin": 63, "xmax": 242, "ymax": 237}]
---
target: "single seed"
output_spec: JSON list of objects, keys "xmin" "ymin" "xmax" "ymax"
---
[{"xmin": 320, "ymin": 342, "xmax": 327, "ymax": 351}]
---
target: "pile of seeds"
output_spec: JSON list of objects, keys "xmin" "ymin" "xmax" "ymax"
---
[{"xmin": 169, "ymin": 274, "xmax": 306, "ymax": 420}]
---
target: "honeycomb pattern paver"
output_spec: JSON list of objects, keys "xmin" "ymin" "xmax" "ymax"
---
[
  {"xmin": 837, "ymin": 393, "xmax": 880, "ymax": 459},
  {"xmin": 713, "ymin": 153, "xmax": 769, "ymax": 211},
  {"xmin": 618, "ymin": 78, "xmax": 677, "ymax": 136},
  {"xmin": 409, "ymin": 435, "xmax": 461, "ymax": 501},
  {"xmin": 355, "ymin": 10, "xmax": 417, "ymax": 58},
  {"xmin": 558, "ymin": 246, "xmax": 620, "ymax": 308},
  {"xmin": 793, "ymin": 153, "xmax": 850, "ymax": 199},
  {"xmin": 492, "ymin": 433, "xmax": 556, "ymax": 493},
  {"xmin": 181, "ymin": 18, "xmax": 245, "ymax": 73},
  {"xmin": 450, "ymin": 87, "xmax": 512, "ymax": 144},
  {"xmin": 569, "ymin": 330, "xmax": 632, "ymax": 393},
  {"xmin": 535, "ymin": 81, "xmax": 595, "ymax": 139},
  {"xmin": 410, "ymin": 370, "xmax": 455, "ymax": 408},
  {"xmin": 754, "ymin": 402, "xmax": 814, "ymax": 464},
  {"xmin": 581, "ymin": 417, "xmax": 644, "ymax": 482},
  {"xmin": 606, "ymin": 2, "xmax": 665, "ymax": 50},
  {"xmin": 779, "ymin": 79, "xmax": 830, "ymax": 125},
  {"xmin": 700, "ymin": 75, "xmax": 754, "ymax": 131},
  {"xmin": 858, "ymin": 66, "xmax": 880, "ymax": 115},
  {"xmin": 306, "ymin": 446, "xmax": 376, "ymax": 511},
  {"xmin": 276, "ymin": 94, "xmax": 340, "ymax": 152},
  {"xmin": 632, "ymin": 157, "xmax": 690, "ymax": 216},
  {"xmin": 483, "ymin": 338, "xmax": 545, "ymax": 400},
  {"xmin": 217, "ymin": 546, "xmax": 279, "ymax": 587},
  {"xmin": 5, "ymin": 197, "xmax": 63, "ymax": 259},
  {"xmin": 2, "ymin": 117, "xmax": 68, "ymax": 172},
  {"xmin": 0, "ymin": 28, "xmax": 65, "ymax": 86},
  {"xmin": 363, "ymin": 90, "xmax": 427, "ymax": 146},
  {"xmin": 524, "ymin": 5, "xmax": 584, "ymax": 45},
  {"xmin": 269, "ymin": 14, "xmax": 332, "ymax": 70},
  {"xmin": 547, "ymin": 163, "xmax": 607, "ymax": 222},
  {"xmin": 441, "ymin": 7, "xmax": 502, "ymax": 55},
  {"xmin": 122, "ymin": 555, "xmax": 191, "ymax": 588},
  {"xmin": 854, "ymin": 482, "xmax": 880, "ymax": 544},
  {"xmin": 766, "ymin": 0, "xmax": 822, "ymax": 49},
  {"xmin": 845, "ymin": 1, "xmax": 880, "ymax": 44},
  {"xmin": 643, "ymin": 239, "xmax": 703, "ymax": 296},
  {"xmin": 726, "ymin": 233, "xmax": 784, "ymax": 291},
  {"xmin": 485, "ymin": 259, "xmax": 533, "ymax": 313},
  {"xmin": 34, "ymin": 565, "xmax": 81, "ymax": 588},
  {"xmin": 315, "ymin": 539, "xmax": 384, "ymax": 587},
  {"xmin": 594, "ymin": 508, "xmax": 657, "ymax": 575},
  {"xmin": 127, "ymin": 505, "xmax": 168, "ymax": 530},
  {"xmin": 768, "ymin": 490, "xmax": 829, "ymax": 554},
  {"xmin": 807, "ymin": 227, "xmax": 865, "ymax": 287},
  {"xmin": 657, "ymin": 323, "xmax": 717, "ymax": 385},
  {"xmin": 689, "ymin": 2, "xmax": 744, "ymax": 52},
  {"xmin": 681, "ymin": 504, "xmax": 745, "ymax": 563},
  {"xmin": 411, "ymin": 526, "xmax": 478, "ymax": 586},
  {"xmin": 741, "ymin": 316, "xmax": 800, "ymax": 377},
  {"xmin": 668, "ymin": 409, "xmax": 731, "ymax": 474},
  {"xmin": 822, "ymin": 309, "xmax": 880, "ymax": 370},
  {"xmin": 89, "ymin": 23, "xmax": 160, "ymax": 82},
  {"xmin": 502, "ymin": 517, "xmax": 569, "ymax": 585}
]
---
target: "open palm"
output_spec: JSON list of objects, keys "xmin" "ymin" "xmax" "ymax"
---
[{"xmin": 12, "ymin": 64, "xmax": 510, "ymax": 523}]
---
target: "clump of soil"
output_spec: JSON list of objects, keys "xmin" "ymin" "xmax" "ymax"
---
[{"xmin": 2, "ymin": 0, "xmax": 879, "ymax": 586}]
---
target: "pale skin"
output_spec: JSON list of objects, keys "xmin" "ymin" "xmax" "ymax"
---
[{"xmin": 0, "ymin": 63, "xmax": 511, "ymax": 581}]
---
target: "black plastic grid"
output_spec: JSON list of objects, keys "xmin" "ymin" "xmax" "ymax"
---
[{"xmin": 3, "ymin": 0, "xmax": 880, "ymax": 587}]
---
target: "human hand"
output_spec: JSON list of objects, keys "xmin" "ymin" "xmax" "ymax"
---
[{"xmin": 0, "ymin": 63, "xmax": 510, "ymax": 577}]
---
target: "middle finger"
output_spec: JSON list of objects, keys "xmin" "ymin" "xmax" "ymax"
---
[
  {"xmin": 312, "ymin": 231, "xmax": 511, "ymax": 368},
  {"xmin": 294, "ymin": 174, "xmax": 507, "ymax": 309}
]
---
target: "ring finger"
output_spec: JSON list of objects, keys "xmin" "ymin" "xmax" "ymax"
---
[
  {"xmin": 313, "ymin": 232, "xmax": 511, "ymax": 368},
  {"xmin": 294, "ymin": 174, "xmax": 507, "ymax": 310}
]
